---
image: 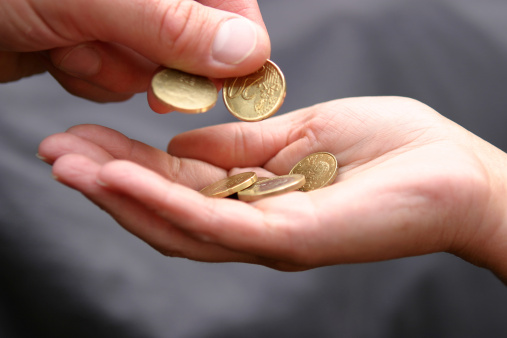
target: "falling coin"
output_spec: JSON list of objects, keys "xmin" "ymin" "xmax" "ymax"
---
[
  {"xmin": 237, "ymin": 174, "xmax": 305, "ymax": 202},
  {"xmin": 223, "ymin": 59, "xmax": 286, "ymax": 122},
  {"xmin": 151, "ymin": 68, "xmax": 218, "ymax": 113},
  {"xmin": 200, "ymin": 172, "xmax": 257, "ymax": 198},
  {"xmin": 289, "ymin": 152, "xmax": 338, "ymax": 192}
]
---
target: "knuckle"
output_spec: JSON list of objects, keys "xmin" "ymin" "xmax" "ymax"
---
[{"xmin": 158, "ymin": 1, "xmax": 202, "ymax": 55}]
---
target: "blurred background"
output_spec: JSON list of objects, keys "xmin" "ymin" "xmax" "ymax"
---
[{"xmin": 1, "ymin": 0, "xmax": 507, "ymax": 336}]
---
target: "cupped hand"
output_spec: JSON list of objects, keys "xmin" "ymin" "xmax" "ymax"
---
[
  {"xmin": 38, "ymin": 97, "xmax": 507, "ymax": 280},
  {"xmin": 1, "ymin": 0, "xmax": 270, "ymax": 103}
]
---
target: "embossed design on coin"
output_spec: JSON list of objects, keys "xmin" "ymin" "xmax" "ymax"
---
[
  {"xmin": 289, "ymin": 152, "xmax": 338, "ymax": 192},
  {"xmin": 200, "ymin": 172, "xmax": 257, "ymax": 198},
  {"xmin": 237, "ymin": 174, "xmax": 305, "ymax": 202},
  {"xmin": 151, "ymin": 68, "xmax": 218, "ymax": 113},
  {"xmin": 223, "ymin": 60, "xmax": 286, "ymax": 122}
]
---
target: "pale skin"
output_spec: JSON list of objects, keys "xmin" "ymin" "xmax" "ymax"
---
[
  {"xmin": 38, "ymin": 97, "xmax": 507, "ymax": 284},
  {"xmin": 0, "ymin": 0, "xmax": 270, "ymax": 107}
]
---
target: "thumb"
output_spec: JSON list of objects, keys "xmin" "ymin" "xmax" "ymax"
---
[
  {"xmin": 7, "ymin": 0, "xmax": 271, "ymax": 78},
  {"xmin": 113, "ymin": 0, "xmax": 271, "ymax": 77}
]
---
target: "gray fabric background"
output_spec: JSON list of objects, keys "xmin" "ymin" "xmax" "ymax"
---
[{"xmin": 1, "ymin": 0, "xmax": 507, "ymax": 337}]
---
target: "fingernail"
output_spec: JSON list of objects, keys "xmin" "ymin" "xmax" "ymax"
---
[
  {"xmin": 57, "ymin": 44, "xmax": 101, "ymax": 77},
  {"xmin": 36, "ymin": 153, "xmax": 52, "ymax": 165},
  {"xmin": 36, "ymin": 153, "xmax": 47, "ymax": 161},
  {"xmin": 212, "ymin": 18, "xmax": 258, "ymax": 65},
  {"xmin": 96, "ymin": 179, "xmax": 108, "ymax": 187}
]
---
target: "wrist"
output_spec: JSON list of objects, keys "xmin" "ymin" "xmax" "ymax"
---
[{"xmin": 457, "ymin": 137, "xmax": 507, "ymax": 283}]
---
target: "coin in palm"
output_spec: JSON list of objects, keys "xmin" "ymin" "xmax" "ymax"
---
[
  {"xmin": 289, "ymin": 152, "xmax": 338, "ymax": 192},
  {"xmin": 200, "ymin": 172, "xmax": 257, "ymax": 198},
  {"xmin": 237, "ymin": 174, "xmax": 305, "ymax": 202}
]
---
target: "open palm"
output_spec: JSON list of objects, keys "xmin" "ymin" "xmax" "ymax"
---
[{"xmin": 38, "ymin": 97, "xmax": 507, "ymax": 278}]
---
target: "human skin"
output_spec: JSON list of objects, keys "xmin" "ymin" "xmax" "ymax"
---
[
  {"xmin": 38, "ymin": 97, "xmax": 507, "ymax": 283},
  {"xmin": 0, "ymin": 0, "xmax": 270, "ymax": 104}
]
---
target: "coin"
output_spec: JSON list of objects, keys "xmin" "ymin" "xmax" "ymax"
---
[
  {"xmin": 237, "ymin": 174, "xmax": 305, "ymax": 202},
  {"xmin": 289, "ymin": 152, "xmax": 338, "ymax": 192},
  {"xmin": 223, "ymin": 59, "xmax": 286, "ymax": 122},
  {"xmin": 151, "ymin": 68, "xmax": 218, "ymax": 113},
  {"xmin": 200, "ymin": 172, "xmax": 257, "ymax": 198}
]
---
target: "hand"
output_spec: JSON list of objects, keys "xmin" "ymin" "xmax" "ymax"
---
[
  {"xmin": 0, "ymin": 0, "xmax": 270, "ymax": 103},
  {"xmin": 38, "ymin": 97, "xmax": 507, "ymax": 281}
]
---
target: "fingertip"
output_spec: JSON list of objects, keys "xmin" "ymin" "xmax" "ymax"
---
[
  {"xmin": 51, "ymin": 153, "xmax": 100, "ymax": 184},
  {"xmin": 36, "ymin": 153, "xmax": 52, "ymax": 165},
  {"xmin": 211, "ymin": 18, "xmax": 270, "ymax": 70},
  {"xmin": 37, "ymin": 132, "xmax": 68, "ymax": 164},
  {"xmin": 51, "ymin": 44, "xmax": 102, "ymax": 78},
  {"xmin": 35, "ymin": 152, "xmax": 48, "ymax": 161},
  {"xmin": 97, "ymin": 159, "xmax": 138, "ymax": 188}
]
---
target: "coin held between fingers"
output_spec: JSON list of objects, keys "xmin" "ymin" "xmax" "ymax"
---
[
  {"xmin": 223, "ymin": 59, "xmax": 286, "ymax": 122},
  {"xmin": 151, "ymin": 68, "xmax": 218, "ymax": 113}
]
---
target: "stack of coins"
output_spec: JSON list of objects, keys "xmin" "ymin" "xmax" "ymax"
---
[
  {"xmin": 200, "ymin": 152, "xmax": 338, "ymax": 202},
  {"xmin": 151, "ymin": 60, "xmax": 286, "ymax": 121}
]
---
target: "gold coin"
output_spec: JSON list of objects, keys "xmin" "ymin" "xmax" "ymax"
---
[
  {"xmin": 237, "ymin": 174, "xmax": 305, "ymax": 202},
  {"xmin": 200, "ymin": 172, "xmax": 257, "ymax": 198},
  {"xmin": 151, "ymin": 68, "xmax": 218, "ymax": 113},
  {"xmin": 223, "ymin": 60, "xmax": 286, "ymax": 122},
  {"xmin": 289, "ymin": 152, "xmax": 338, "ymax": 192}
]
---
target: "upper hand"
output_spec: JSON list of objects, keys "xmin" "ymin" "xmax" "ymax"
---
[
  {"xmin": 0, "ymin": 0, "xmax": 270, "ymax": 102},
  {"xmin": 38, "ymin": 97, "xmax": 507, "ymax": 280}
]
